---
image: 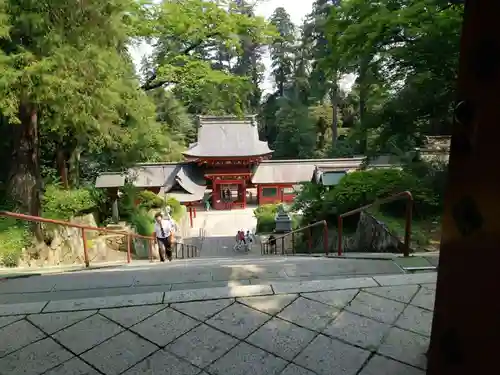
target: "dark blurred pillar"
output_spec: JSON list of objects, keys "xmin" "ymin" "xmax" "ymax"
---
[{"xmin": 427, "ymin": 1, "xmax": 500, "ymax": 374}]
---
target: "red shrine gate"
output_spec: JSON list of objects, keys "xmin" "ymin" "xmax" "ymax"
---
[{"xmin": 199, "ymin": 158, "xmax": 264, "ymax": 210}]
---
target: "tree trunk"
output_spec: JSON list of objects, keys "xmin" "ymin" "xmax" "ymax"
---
[
  {"xmin": 330, "ymin": 84, "xmax": 339, "ymax": 149},
  {"xmin": 358, "ymin": 60, "xmax": 369, "ymax": 153},
  {"xmin": 56, "ymin": 147, "xmax": 69, "ymax": 189},
  {"xmin": 8, "ymin": 102, "xmax": 43, "ymax": 239},
  {"xmin": 69, "ymin": 146, "xmax": 81, "ymax": 188}
]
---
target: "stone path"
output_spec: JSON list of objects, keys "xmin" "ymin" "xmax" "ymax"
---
[
  {"xmin": 0, "ymin": 272, "xmax": 435, "ymax": 375},
  {"xmin": 188, "ymin": 208, "xmax": 259, "ymax": 257}
]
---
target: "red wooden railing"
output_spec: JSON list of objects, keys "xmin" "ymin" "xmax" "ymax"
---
[
  {"xmin": 0, "ymin": 211, "xmax": 199, "ymax": 267},
  {"xmin": 261, "ymin": 220, "xmax": 329, "ymax": 256},
  {"xmin": 337, "ymin": 191, "xmax": 413, "ymax": 257}
]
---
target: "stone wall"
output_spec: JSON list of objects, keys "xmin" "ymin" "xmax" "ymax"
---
[
  {"xmin": 327, "ymin": 211, "xmax": 406, "ymax": 254},
  {"xmin": 19, "ymin": 214, "xmax": 131, "ymax": 268},
  {"xmin": 297, "ymin": 211, "xmax": 407, "ymax": 255}
]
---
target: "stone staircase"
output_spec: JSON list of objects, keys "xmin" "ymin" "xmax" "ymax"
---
[{"xmin": 0, "ymin": 255, "xmax": 420, "ymax": 305}]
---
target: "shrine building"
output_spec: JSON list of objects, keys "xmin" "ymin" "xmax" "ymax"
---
[{"xmin": 95, "ymin": 116, "xmax": 365, "ymax": 214}]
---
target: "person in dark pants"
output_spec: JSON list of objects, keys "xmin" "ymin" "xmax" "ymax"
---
[
  {"xmin": 268, "ymin": 234, "xmax": 277, "ymax": 254},
  {"xmin": 154, "ymin": 212, "xmax": 174, "ymax": 262}
]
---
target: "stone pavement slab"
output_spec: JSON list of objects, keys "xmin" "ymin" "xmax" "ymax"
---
[
  {"xmin": 246, "ymin": 317, "xmax": 317, "ymax": 360},
  {"xmin": 0, "ymin": 272, "xmax": 436, "ymax": 375},
  {"xmin": 359, "ymin": 355, "xmax": 426, "ymax": 375},
  {"xmin": 377, "ymin": 327, "xmax": 429, "ymax": 369},
  {"xmin": 130, "ymin": 307, "xmax": 199, "ymax": 346},
  {"xmin": 122, "ymin": 349, "xmax": 200, "ymax": 375},
  {"xmin": 238, "ymin": 294, "xmax": 298, "ymax": 315},
  {"xmin": 44, "ymin": 357, "xmax": 101, "ymax": 375},
  {"xmin": 171, "ymin": 298, "xmax": 234, "ymax": 320},
  {"xmin": 206, "ymin": 302, "xmax": 270, "ymax": 339},
  {"xmin": 301, "ymin": 289, "xmax": 358, "ymax": 309},
  {"xmin": 410, "ymin": 284, "xmax": 436, "ymax": 310},
  {"xmin": 0, "ymin": 301, "xmax": 46, "ymax": 316},
  {"xmin": 0, "ymin": 337, "xmax": 73, "ymax": 375},
  {"xmin": 207, "ymin": 342, "xmax": 287, "ymax": 375},
  {"xmin": 53, "ymin": 314, "xmax": 124, "ymax": 354},
  {"xmin": 28, "ymin": 310, "xmax": 96, "ymax": 334},
  {"xmin": 294, "ymin": 334, "xmax": 371, "ymax": 375},
  {"xmin": 323, "ymin": 310, "xmax": 391, "ymax": 350},
  {"xmin": 81, "ymin": 330, "xmax": 158, "ymax": 375},
  {"xmin": 167, "ymin": 323, "xmax": 238, "ymax": 368},
  {"xmin": 363, "ymin": 285, "xmax": 419, "ymax": 303},
  {"xmin": 0, "ymin": 319, "xmax": 46, "ymax": 357},
  {"xmin": 278, "ymin": 297, "xmax": 340, "ymax": 332},
  {"xmin": 345, "ymin": 291, "xmax": 406, "ymax": 324}
]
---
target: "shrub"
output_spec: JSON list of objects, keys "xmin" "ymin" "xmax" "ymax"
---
[
  {"xmin": 0, "ymin": 218, "xmax": 30, "ymax": 267},
  {"xmin": 254, "ymin": 204, "xmax": 300, "ymax": 233},
  {"xmin": 42, "ymin": 185, "xmax": 97, "ymax": 220},
  {"xmin": 254, "ymin": 204, "xmax": 278, "ymax": 233},
  {"xmin": 164, "ymin": 196, "xmax": 184, "ymax": 221},
  {"xmin": 137, "ymin": 190, "xmax": 165, "ymax": 210},
  {"xmin": 332, "ymin": 168, "xmax": 438, "ymax": 218},
  {"xmin": 130, "ymin": 209, "xmax": 155, "ymax": 237}
]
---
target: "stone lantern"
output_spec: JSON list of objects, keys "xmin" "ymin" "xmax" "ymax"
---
[{"xmin": 274, "ymin": 204, "xmax": 292, "ymax": 233}]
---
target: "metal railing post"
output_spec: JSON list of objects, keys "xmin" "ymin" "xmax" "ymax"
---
[
  {"xmin": 337, "ymin": 216, "xmax": 343, "ymax": 256},
  {"xmin": 323, "ymin": 221, "xmax": 329, "ymax": 256},
  {"xmin": 403, "ymin": 197, "xmax": 413, "ymax": 257},
  {"xmin": 127, "ymin": 234, "xmax": 132, "ymax": 263},
  {"xmin": 81, "ymin": 228, "xmax": 90, "ymax": 268},
  {"xmin": 307, "ymin": 228, "xmax": 312, "ymax": 254}
]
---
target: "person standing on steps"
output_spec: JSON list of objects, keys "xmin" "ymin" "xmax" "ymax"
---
[{"xmin": 154, "ymin": 212, "xmax": 175, "ymax": 262}]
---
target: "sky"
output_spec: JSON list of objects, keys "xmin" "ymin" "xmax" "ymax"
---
[
  {"xmin": 130, "ymin": 0, "xmax": 316, "ymax": 93},
  {"xmin": 255, "ymin": 0, "xmax": 316, "ymax": 93}
]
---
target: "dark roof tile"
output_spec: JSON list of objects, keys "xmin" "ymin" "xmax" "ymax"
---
[{"xmin": 183, "ymin": 116, "xmax": 272, "ymax": 158}]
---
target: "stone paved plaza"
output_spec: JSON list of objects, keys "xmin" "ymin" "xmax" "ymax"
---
[{"xmin": 0, "ymin": 272, "xmax": 435, "ymax": 375}]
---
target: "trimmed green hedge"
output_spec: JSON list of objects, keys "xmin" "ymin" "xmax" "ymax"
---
[
  {"xmin": 137, "ymin": 190, "xmax": 164, "ymax": 210},
  {"xmin": 42, "ymin": 185, "xmax": 97, "ymax": 220},
  {"xmin": 333, "ymin": 168, "xmax": 439, "ymax": 218},
  {"xmin": 254, "ymin": 204, "xmax": 301, "ymax": 233}
]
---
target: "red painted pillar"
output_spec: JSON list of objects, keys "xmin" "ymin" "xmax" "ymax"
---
[
  {"xmin": 189, "ymin": 206, "xmax": 193, "ymax": 228},
  {"xmin": 193, "ymin": 206, "xmax": 197, "ymax": 218},
  {"xmin": 242, "ymin": 182, "xmax": 247, "ymax": 208}
]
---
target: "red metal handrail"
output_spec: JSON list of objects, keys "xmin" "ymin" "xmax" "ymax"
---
[
  {"xmin": 261, "ymin": 220, "xmax": 329, "ymax": 256},
  {"xmin": 337, "ymin": 191, "xmax": 413, "ymax": 257},
  {"xmin": 0, "ymin": 211, "xmax": 154, "ymax": 267}
]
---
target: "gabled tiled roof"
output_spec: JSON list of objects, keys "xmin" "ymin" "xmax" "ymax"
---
[
  {"xmin": 95, "ymin": 173, "xmax": 126, "ymax": 188},
  {"xmin": 252, "ymin": 158, "xmax": 365, "ymax": 184},
  {"xmin": 95, "ymin": 162, "xmax": 207, "ymax": 203},
  {"xmin": 183, "ymin": 116, "xmax": 273, "ymax": 158}
]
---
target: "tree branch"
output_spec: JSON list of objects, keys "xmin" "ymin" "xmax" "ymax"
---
[{"xmin": 141, "ymin": 31, "xmax": 223, "ymax": 91}]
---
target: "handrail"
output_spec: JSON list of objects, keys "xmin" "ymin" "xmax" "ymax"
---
[
  {"xmin": 337, "ymin": 191, "xmax": 413, "ymax": 257},
  {"xmin": 0, "ymin": 211, "xmax": 199, "ymax": 267},
  {"xmin": 261, "ymin": 220, "xmax": 329, "ymax": 256}
]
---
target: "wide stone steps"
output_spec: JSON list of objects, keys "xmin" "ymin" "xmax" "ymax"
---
[{"xmin": 0, "ymin": 256, "xmax": 428, "ymax": 306}]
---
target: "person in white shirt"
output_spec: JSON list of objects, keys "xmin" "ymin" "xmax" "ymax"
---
[{"xmin": 154, "ymin": 212, "xmax": 175, "ymax": 262}]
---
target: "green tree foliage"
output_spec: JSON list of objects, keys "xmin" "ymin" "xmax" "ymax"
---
[
  {"xmin": 273, "ymin": 98, "xmax": 317, "ymax": 159},
  {"xmin": 261, "ymin": 0, "xmax": 462, "ymax": 159},
  {"xmin": 142, "ymin": 0, "xmax": 274, "ymax": 116},
  {"xmin": 0, "ymin": 0, "xmax": 175, "ymax": 216},
  {"xmin": 325, "ymin": 0, "xmax": 463, "ymax": 151}
]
